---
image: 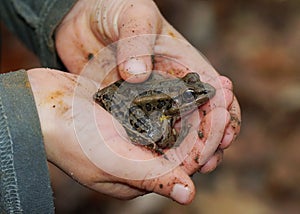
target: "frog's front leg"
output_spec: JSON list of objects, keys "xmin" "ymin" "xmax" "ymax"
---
[
  {"xmin": 125, "ymin": 127, "xmax": 165, "ymax": 155},
  {"xmin": 155, "ymin": 116, "xmax": 176, "ymax": 149},
  {"xmin": 173, "ymin": 118, "xmax": 192, "ymax": 148}
]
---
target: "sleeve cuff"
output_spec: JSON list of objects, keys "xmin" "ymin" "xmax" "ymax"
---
[{"xmin": 0, "ymin": 70, "xmax": 54, "ymax": 213}]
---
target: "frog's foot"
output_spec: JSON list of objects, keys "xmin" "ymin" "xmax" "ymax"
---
[
  {"xmin": 152, "ymin": 145, "xmax": 169, "ymax": 160},
  {"xmin": 142, "ymin": 143, "xmax": 167, "ymax": 158},
  {"xmin": 154, "ymin": 147, "xmax": 165, "ymax": 155},
  {"xmin": 173, "ymin": 120, "xmax": 192, "ymax": 147}
]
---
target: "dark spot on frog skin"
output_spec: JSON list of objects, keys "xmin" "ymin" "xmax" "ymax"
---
[
  {"xmin": 159, "ymin": 184, "xmax": 163, "ymax": 189},
  {"xmin": 134, "ymin": 120, "xmax": 143, "ymax": 130},
  {"xmin": 129, "ymin": 119, "xmax": 135, "ymax": 126},
  {"xmin": 87, "ymin": 53, "xmax": 94, "ymax": 60},
  {"xmin": 157, "ymin": 100, "xmax": 166, "ymax": 109},
  {"xmin": 114, "ymin": 112, "xmax": 124, "ymax": 118},
  {"xmin": 145, "ymin": 103, "xmax": 152, "ymax": 112}
]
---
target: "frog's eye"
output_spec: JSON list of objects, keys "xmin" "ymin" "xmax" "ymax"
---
[{"xmin": 182, "ymin": 89, "xmax": 196, "ymax": 102}]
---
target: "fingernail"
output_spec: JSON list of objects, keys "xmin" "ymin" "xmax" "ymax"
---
[
  {"xmin": 123, "ymin": 58, "xmax": 147, "ymax": 75},
  {"xmin": 171, "ymin": 184, "xmax": 191, "ymax": 204}
]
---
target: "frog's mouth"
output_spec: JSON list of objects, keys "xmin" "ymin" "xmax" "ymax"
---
[{"xmin": 193, "ymin": 82, "xmax": 216, "ymax": 107}]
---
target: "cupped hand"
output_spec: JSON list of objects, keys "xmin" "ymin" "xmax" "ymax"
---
[
  {"xmin": 27, "ymin": 68, "xmax": 201, "ymax": 204},
  {"xmin": 54, "ymin": 0, "xmax": 241, "ymax": 194}
]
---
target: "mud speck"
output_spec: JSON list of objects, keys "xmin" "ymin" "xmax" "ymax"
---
[
  {"xmin": 168, "ymin": 31, "xmax": 176, "ymax": 38},
  {"xmin": 87, "ymin": 53, "xmax": 94, "ymax": 60},
  {"xmin": 198, "ymin": 130, "xmax": 204, "ymax": 139}
]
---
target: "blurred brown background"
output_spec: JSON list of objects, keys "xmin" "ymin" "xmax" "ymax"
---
[{"xmin": 1, "ymin": 0, "xmax": 300, "ymax": 213}]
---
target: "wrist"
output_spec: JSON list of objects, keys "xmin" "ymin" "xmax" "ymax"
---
[
  {"xmin": 27, "ymin": 69, "xmax": 111, "ymax": 187},
  {"xmin": 27, "ymin": 69, "xmax": 76, "ymax": 163}
]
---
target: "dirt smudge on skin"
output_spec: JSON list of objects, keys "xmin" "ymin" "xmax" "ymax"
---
[
  {"xmin": 46, "ymin": 90, "xmax": 71, "ymax": 115},
  {"xmin": 168, "ymin": 31, "xmax": 176, "ymax": 38},
  {"xmin": 48, "ymin": 90, "xmax": 64, "ymax": 101},
  {"xmin": 87, "ymin": 53, "xmax": 94, "ymax": 60}
]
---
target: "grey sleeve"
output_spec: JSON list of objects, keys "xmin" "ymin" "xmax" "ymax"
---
[
  {"xmin": 0, "ymin": 70, "xmax": 54, "ymax": 213},
  {"xmin": 0, "ymin": 0, "xmax": 78, "ymax": 70}
]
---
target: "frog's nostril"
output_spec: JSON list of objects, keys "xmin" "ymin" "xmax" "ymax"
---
[
  {"xmin": 201, "ymin": 89, "xmax": 208, "ymax": 94},
  {"xmin": 203, "ymin": 83, "xmax": 216, "ymax": 98}
]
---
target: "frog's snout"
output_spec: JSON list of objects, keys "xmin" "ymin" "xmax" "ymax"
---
[{"xmin": 203, "ymin": 83, "xmax": 216, "ymax": 99}]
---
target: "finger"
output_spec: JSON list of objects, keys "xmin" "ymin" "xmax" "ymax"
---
[
  {"xmin": 117, "ymin": 0, "xmax": 162, "ymax": 82},
  {"xmin": 220, "ymin": 96, "xmax": 242, "ymax": 149},
  {"xmin": 207, "ymin": 76, "xmax": 233, "ymax": 92},
  {"xmin": 127, "ymin": 167, "xmax": 195, "ymax": 205},
  {"xmin": 199, "ymin": 149, "xmax": 223, "ymax": 173},
  {"xmin": 56, "ymin": 13, "xmax": 105, "ymax": 75},
  {"xmin": 200, "ymin": 86, "xmax": 234, "ymax": 117},
  {"xmin": 180, "ymin": 107, "xmax": 230, "ymax": 174},
  {"xmin": 198, "ymin": 108, "xmax": 230, "ymax": 165}
]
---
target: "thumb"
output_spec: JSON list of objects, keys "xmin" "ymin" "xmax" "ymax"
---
[
  {"xmin": 116, "ymin": 0, "xmax": 162, "ymax": 83},
  {"xmin": 128, "ymin": 167, "xmax": 196, "ymax": 205}
]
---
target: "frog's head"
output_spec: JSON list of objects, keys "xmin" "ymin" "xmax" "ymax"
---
[
  {"xmin": 182, "ymin": 72, "xmax": 215, "ymax": 103},
  {"xmin": 167, "ymin": 73, "xmax": 216, "ymax": 115}
]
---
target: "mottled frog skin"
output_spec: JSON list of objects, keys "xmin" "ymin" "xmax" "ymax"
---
[{"xmin": 93, "ymin": 72, "xmax": 215, "ymax": 153}]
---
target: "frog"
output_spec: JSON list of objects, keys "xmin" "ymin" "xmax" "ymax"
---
[{"xmin": 93, "ymin": 72, "xmax": 216, "ymax": 154}]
